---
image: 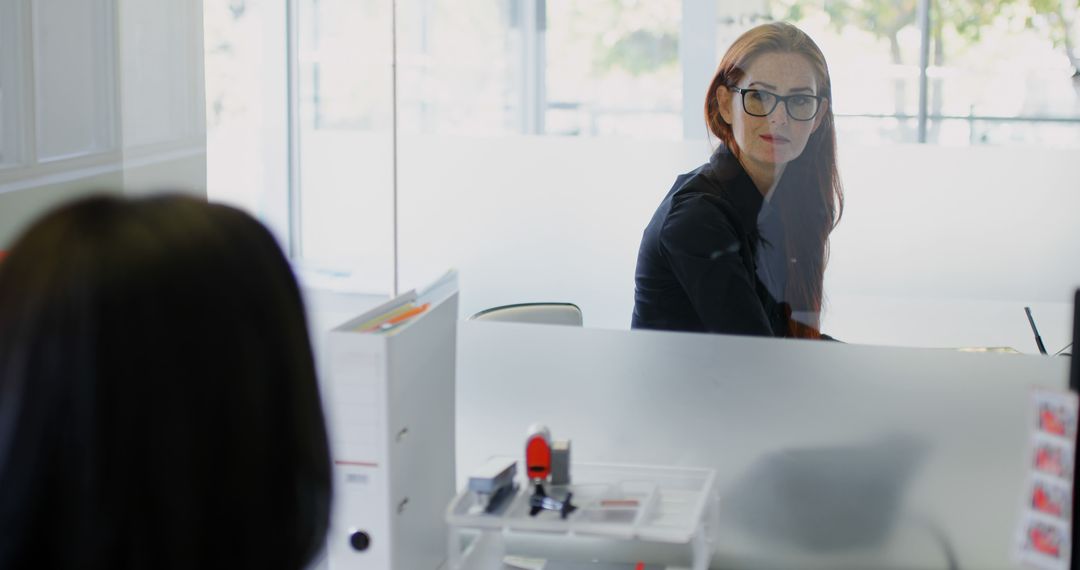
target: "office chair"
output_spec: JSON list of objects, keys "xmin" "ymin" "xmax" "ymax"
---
[{"xmin": 468, "ymin": 302, "xmax": 583, "ymax": 327}]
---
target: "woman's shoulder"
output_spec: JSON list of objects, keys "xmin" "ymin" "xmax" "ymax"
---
[
  {"xmin": 669, "ymin": 164, "xmax": 742, "ymax": 216},
  {"xmin": 661, "ymin": 179, "xmax": 742, "ymax": 245},
  {"xmin": 658, "ymin": 148, "xmax": 757, "ymax": 245},
  {"xmin": 671, "ymin": 147, "xmax": 743, "ymax": 199}
]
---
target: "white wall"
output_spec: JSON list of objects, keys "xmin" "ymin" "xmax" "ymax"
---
[
  {"xmin": 825, "ymin": 143, "xmax": 1079, "ymax": 350},
  {"xmin": 396, "ymin": 136, "xmax": 1080, "ymax": 349},
  {"xmin": 828, "ymin": 144, "xmax": 1079, "ymax": 303}
]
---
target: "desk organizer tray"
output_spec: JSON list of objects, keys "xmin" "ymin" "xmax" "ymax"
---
[{"xmin": 446, "ymin": 462, "xmax": 718, "ymax": 570}]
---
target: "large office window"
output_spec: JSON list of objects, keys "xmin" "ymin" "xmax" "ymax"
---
[
  {"xmin": 395, "ymin": 0, "xmax": 684, "ymax": 139},
  {"xmin": 396, "ymin": 0, "xmax": 520, "ymax": 136},
  {"xmin": 395, "ymin": 0, "xmax": 682, "ymax": 139},
  {"xmin": 925, "ymin": 3, "xmax": 1080, "ymax": 146},
  {"xmin": 740, "ymin": 0, "xmax": 925, "ymax": 144},
  {"xmin": 396, "ymin": 0, "xmax": 1080, "ymax": 145},
  {"xmin": 202, "ymin": 0, "xmax": 1080, "ymax": 306},
  {"xmin": 546, "ymin": 0, "xmax": 682, "ymax": 138},
  {"xmin": 295, "ymin": 0, "xmax": 394, "ymax": 291},
  {"xmin": 204, "ymin": 0, "xmax": 397, "ymax": 290},
  {"xmin": 763, "ymin": 0, "xmax": 1080, "ymax": 146}
]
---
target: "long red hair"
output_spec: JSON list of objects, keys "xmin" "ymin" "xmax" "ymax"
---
[{"xmin": 704, "ymin": 22, "xmax": 843, "ymax": 339}]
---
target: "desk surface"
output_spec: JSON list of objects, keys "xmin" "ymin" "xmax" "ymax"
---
[
  {"xmin": 456, "ymin": 321, "xmax": 1069, "ymax": 569},
  {"xmin": 301, "ymin": 291, "xmax": 1072, "ymax": 569}
]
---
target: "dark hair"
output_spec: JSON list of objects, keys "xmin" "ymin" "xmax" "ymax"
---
[
  {"xmin": 704, "ymin": 22, "xmax": 844, "ymax": 338},
  {"xmin": 0, "ymin": 194, "xmax": 331, "ymax": 569}
]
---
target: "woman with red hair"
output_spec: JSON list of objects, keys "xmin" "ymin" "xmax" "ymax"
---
[{"xmin": 633, "ymin": 22, "xmax": 843, "ymax": 339}]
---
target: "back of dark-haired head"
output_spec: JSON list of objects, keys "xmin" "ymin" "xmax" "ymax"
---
[{"xmin": 0, "ymin": 194, "xmax": 331, "ymax": 570}]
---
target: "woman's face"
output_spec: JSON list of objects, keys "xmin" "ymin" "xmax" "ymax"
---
[{"xmin": 718, "ymin": 51, "xmax": 828, "ymax": 172}]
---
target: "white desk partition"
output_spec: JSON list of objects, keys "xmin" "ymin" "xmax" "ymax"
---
[{"xmin": 456, "ymin": 321, "xmax": 1070, "ymax": 569}]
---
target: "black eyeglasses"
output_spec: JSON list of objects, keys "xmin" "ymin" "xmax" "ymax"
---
[{"xmin": 728, "ymin": 87, "xmax": 826, "ymax": 121}]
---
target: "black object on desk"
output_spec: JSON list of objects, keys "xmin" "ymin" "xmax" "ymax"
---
[
  {"xmin": 1070, "ymin": 290, "xmax": 1079, "ymax": 570},
  {"xmin": 1071, "ymin": 291, "xmax": 1079, "ymax": 392},
  {"xmin": 1027, "ymin": 306, "xmax": 1049, "ymax": 355}
]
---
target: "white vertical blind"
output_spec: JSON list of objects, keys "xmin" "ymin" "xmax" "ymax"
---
[
  {"xmin": 32, "ymin": 0, "xmax": 115, "ymax": 161},
  {"xmin": 0, "ymin": 0, "xmax": 206, "ymax": 246}
]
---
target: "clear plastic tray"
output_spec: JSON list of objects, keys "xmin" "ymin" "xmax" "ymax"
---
[{"xmin": 446, "ymin": 462, "xmax": 718, "ymax": 570}]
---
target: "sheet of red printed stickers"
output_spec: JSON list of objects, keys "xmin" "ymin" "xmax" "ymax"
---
[{"xmin": 1015, "ymin": 388, "xmax": 1079, "ymax": 570}]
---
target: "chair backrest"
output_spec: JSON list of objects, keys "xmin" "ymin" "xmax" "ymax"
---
[{"xmin": 468, "ymin": 303, "xmax": 583, "ymax": 327}]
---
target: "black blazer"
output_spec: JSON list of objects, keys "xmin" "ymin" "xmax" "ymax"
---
[{"xmin": 631, "ymin": 147, "xmax": 791, "ymax": 336}]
